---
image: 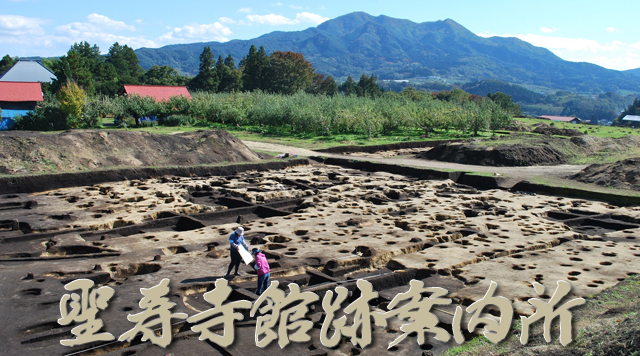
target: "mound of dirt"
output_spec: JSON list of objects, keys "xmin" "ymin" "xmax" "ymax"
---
[
  {"xmin": 532, "ymin": 122, "xmax": 584, "ymax": 137},
  {"xmin": 570, "ymin": 157, "xmax": 640, "ymax": 191},
  {"xmin": 502, "ymin": 119, "xmax": 530, "ymax": 132},
  {"xmin": 417, "ymin": 142, "xmax": 566, "ymax": 166},
  {"xmin": 570, "ymin": 135, "xmax": 640, "ymax": 154},
  {"xmin": 0, "ymin": 129, "xmax": 263, "ymax": 175}
]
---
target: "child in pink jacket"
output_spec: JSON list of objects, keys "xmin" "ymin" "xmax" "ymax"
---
[{"xmin": 251, "ymin": 248, "xmax": 270, "ymax": 295}]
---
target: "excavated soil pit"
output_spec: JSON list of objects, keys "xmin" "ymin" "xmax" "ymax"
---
[{"xmin": 1, "ymin": 163, "xmax": 640, "ymax": 356}]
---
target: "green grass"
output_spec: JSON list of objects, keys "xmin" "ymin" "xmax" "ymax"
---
[
  {"xmin": 517, "ymin": 117, "xmax": 640, "ymax": 139},
  {"xmin": 94, "ymin": 121, "xmax": 486, "ymax": 150}
]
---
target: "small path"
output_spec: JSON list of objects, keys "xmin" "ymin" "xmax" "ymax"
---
[{"xmin": 243, "ymin": 140, "xmax": 588, "ymax": 178}]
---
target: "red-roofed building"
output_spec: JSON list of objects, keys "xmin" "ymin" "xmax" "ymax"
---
[
  {"xmin": 540, "ymin": 115, "xmax": 583, "ymax": 124},
  {"xmin": 122, "ymin": 85, "xmax": 191, "ymax": 102},
  {"xmin": 0, "ymin": 81, "xmax": 43, "ymax": 120}
]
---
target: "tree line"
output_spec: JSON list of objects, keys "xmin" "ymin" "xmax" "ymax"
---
[{"xmin": 2, "ymin": 40, "xmax": 521, "ymax": 135}]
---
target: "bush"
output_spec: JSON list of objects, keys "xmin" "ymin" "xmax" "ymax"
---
[
  {"xmin": 159, "ymin": 114, "xmax": 197, "ymax": 127},
  {"xmin": 14, "ymin": 98, "xmax": 68, "ymax": 131}
]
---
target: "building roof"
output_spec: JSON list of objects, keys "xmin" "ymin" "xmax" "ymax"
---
[
  {"xmin": 0, "ymin": 82, "xmax": 43, "ymax": 102},
  {"xmin": 0, "ymin": 61, "xmax": 56, "ymax": 83},
  {"xmin": 540, "ymin": 115, "xmax": 581, "ymax": 122},
  {"xmin": 621, "ymin": 115, "xmax": 640, "ymax": 122},
  {"xmin": 123, "ymin": 85, "xmax": 191, "ymax": 102}
]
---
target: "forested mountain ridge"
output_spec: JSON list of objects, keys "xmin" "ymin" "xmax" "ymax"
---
[
  {"xmin": 135, "ymin": 12, "xmax": 640, "ymax": 94},
  {"xmin": 626, "ymin": 68, "xmax": 640, "ymax": 77}
]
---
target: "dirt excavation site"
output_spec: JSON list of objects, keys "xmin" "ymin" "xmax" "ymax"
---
[{"xmin": 1, "ymin": 132, "xmax": 640, "ymax": 356}]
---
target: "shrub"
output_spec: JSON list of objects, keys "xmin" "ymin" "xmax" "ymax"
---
[
  {"xmin": 160, "ymin": 114, "xmax": 197, "ymax": 126},
  {"xmin": 57, "ymin": 83, "xmax": 86, "ymax": 128}
]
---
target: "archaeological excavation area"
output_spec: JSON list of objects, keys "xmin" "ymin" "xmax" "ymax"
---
[{"xmin": 1, "ymin": 159, "xmax": 640, "ymax": 356}]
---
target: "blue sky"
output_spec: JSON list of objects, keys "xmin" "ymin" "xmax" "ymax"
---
[{"xmin": 2, "ymin": 0, "xmax": 639, "ymax": 70}]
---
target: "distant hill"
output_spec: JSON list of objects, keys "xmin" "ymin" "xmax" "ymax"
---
[
  {"xmin": 461, "ymin": 79, "xmax": 544, "ymax": 104},
  {"xmin": 625, "ymin": 68, "xmax": 640, "ymax": 77},
  {"xmin": 136, "ymin": 12, "xmax": 640, "ymax": 94}
]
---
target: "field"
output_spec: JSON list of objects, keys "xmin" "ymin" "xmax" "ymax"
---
[{"xmin": 1, "ymin": 120, "xmax": 640, "ymax": 356}]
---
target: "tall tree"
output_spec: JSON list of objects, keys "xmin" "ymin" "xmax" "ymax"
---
[
  {"xmin": 340, "ymin": 76, "xmax": 357, "ymax": 95},
  {"xmin": 240, "ymin": 45, "xmax": 270, "ymax": 91},
  {"xmin": 356, "ymin": 74, "xmax": 382, "ymax": 98},
  {"xmin": 0, "ymin": 55, "xmax": 16, "ymax": 75},
  {"xmin": 224, "ymin": 54, "xmax": 235, "ymax": 69},
  {"xmin": 223, "ymin": 54, "xmax": 242, "ymax": 92},
  {"xmin": 487, "ymin": 92, "xmax": 522, "ymax": 116},
  {"xmin": 105, "ymin": 42, "xmax": 144, "ymax": 87},
  {"xmin": 52, "ymin": 42, "xmax": 103, "ymax": 94},
  {"xmin": 308, "ymin": 73, "xmax": 338, "ymax": 96},
  {"xmin": 190, "ymin": 46, "xmax": 218, "ymax": 92},
  {"xmin": 143, "ymin": 65, "xmax": 188, "ymax": 86},
  {"xmin": 215, "ymin": 54, "xmax": 242, "ymax": 92},
  {"xmin": 267, "ymin": 51, "xmax": 315, "ymax": 94}
]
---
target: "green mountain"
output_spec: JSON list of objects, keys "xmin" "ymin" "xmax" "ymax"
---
[
  {"xmin": 625, "ymin": 68, "xmax": 640, "ymax": 77},
  {"xmin": 135, "ymin": 12, "xmax": 640, "ymax": 94}
]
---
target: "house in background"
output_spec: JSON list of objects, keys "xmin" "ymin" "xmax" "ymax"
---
[
  {"xmin": 620, "ymin": 115, "xmax": 640, "ymax": 127},
  {"xmin": 0, "ymin": 81, "xmax": 44, "ymax": 130},
  {"xmin": 122, "ymin": 85, "xmax": 191, "ymax": 102},
  {"xmin": 0, "ymin": 60, "xmax": 56, "ymax": 83},
  {"xmin": 540, "ymin": 115, "xmax": 583, "ymax": 124}
]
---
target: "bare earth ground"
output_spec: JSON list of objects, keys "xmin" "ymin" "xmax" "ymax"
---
[
  {"xmin": 0, "ymin": 130, "xmax": 262, "ymax": 175},
  {"xmin": 2, "ymin": 164, "xmax": 640, "ymax": 356},
  {"xmin": 244, "ymin": 140, "xmax": 588, "ymax": 179},
  {"xmin": 1, "ymin": 131, "xmax": 640, "ymax": 356}
]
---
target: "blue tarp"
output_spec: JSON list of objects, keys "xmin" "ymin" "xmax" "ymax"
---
[{"xmin": 0, "ymin": 118, "xmax": 15, "ymax": 131}]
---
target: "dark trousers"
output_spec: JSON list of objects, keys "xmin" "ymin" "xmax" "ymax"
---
[
  {"xmin": 227, "ymin": 249, "xmax": 241, "ymax": 275},
  {"xmin": 256, "ymin": 272, "xmax": 270, "ymax": 295}
]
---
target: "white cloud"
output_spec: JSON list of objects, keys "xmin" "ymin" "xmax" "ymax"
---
[
  {"xmin": 158, "ymin": 22, "xmax": 232, "ymax": 44},
  {"xmin": 273, "ymin": 2, "xmax": 283, "ymax": 6},
  {"xmin": 295, "ymin": 12, "xmax": 329, "ymax": 25},
  {"xmin": 245, "ymin": 12, "xmax": 328, "ymax": 26},
  {"xmin": 540, "ymin": 27, "xmax": 556, "ymax": 33},
  {"xmin": 218, "ymin": 17, "xmax": 236, "ymax": 24},
  {"xmin": 290, "ymin": 5, "xmax": 302, "ymax": 9},
  {"xmin": 0, "ymin": 15, "xmax": 65, "ymax": 51},
  {"xmin": 0, "ymin": 15, "xmax": 46, "ymax": 36},
  {"xmin": 238, "ymin": 7, "xmax": 252, "ymax": 14},
  {"xmin": 246, "ymin": 14, "xmax": 297, "ymax": 25},
  {"xmin": 477, "ymin": 32, "xmax": 640, "ymax": 70},
  {"xmin": 53, "ymin": 14, "xmax": 157, "ymax": 51},
  {"xmin": 606, "ymin": 27, "xmax": 619, "ymax": 33},
  {"xmin": 57, "ymin": 13, "xmax": 135, "ymax": 36}
]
